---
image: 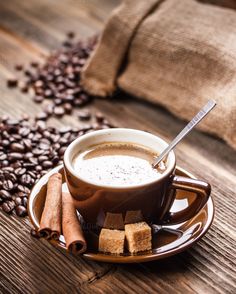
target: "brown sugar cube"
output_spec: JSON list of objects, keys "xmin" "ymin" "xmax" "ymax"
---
[
  {"xmin": 99, "ymin": 229, "xmax": 125, "ymax": 254},
  {"xmin": 103, "ymin": 212, "xmax": 124, "ymax": 230},
  {"xmin": 125, "ymin": 222, "xmax": 152, "ymax": 253},
  {"xmin": 124, "ymin": 210, "xmax": 143, "ymax": 224}
]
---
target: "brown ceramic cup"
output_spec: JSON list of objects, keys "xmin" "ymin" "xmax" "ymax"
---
[{"xmin": 64, "ymin": 128, "xmax": 211, "ymax": 227}]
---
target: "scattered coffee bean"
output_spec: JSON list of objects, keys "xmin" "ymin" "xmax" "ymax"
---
[
  {"xmin": 30, "ymin": 61, "xmax": 39, "ymax": 68},
  {"xmin": 63, "ymin": 103, "xmax": 72, "ymax": 114},
  {"xmin": 2, "ymin": 35, "xmax": 115, "ymax": 218},
  {"xmin": 14, "ymin": 197, "xmax": 22, "ymax": 206},
  {"xmin": 22, "ymin": 197, "xmax": 28, "ymax": 207},
  {"xmin": 2, "ymin": 180, "xmax": 14, "ymax": 191},
  {"xmin": 7, "ymin": 78, "xmax": 18, "ymax": 88},
  {"xmin": 33, "ymin": 96, "xmax": 44, "ymax": 103},
  {"xmin": 67, "ymin": 31, "xmax": 75, "ymax": 39},
  {"xmin": 15, "ymin": 167, "xmax": 27, "ymax": 176},
  {"xmin": 20, "ymin": 174, "xmax": 32, "ymax": 186},
  {"xmin": 2, "ymin": 201, "xmax": 15, "ymax": 214},
  {"xmin": 19, "ymin": 83, "xmax": 28, "ymax": 93},
  {"xmin": 35, "ymin": 112, "xmax": 48, "ymax": 121},
  {"xmin": 15, "ymin": 64, "xmax": 23, "ymax": 71},
  {"xmin": 95, "ymin": 112, "xmax": 105, "ymax": 123},
  {"xmin": 0, "ymin": 190, "xmax": 12, "ymax": 200},
  {"xmin": 8, "ymin": 152, "xmax": 23, "ymax": 161},
  {"xmin": 30, "ymin": 228, "xmax": 40, "ymax": 238},
  {"xmin": 10, "ymin": 142, "xmax": 25, "ymax": 152},
  {"xmin": 9, "ymin": 35, "xmax": 98, "ymax": 118},
  {"xmin": 78, "ymin": 110, "xmax": 91, "ymax": 121},
  {"xmin": 15, "ymin": 205, "xmax": 27, "ymax": 217},
  {"xmin": 53, "ymin": 106, "xmax": 65, "ymax": 117},
  {"xmin": 42, "ymin": 161, "xmax": 53, "ymax": 169}
]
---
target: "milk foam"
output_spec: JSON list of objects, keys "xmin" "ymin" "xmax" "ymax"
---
[{"xmin": 73, "ymin": 143, "xmax": 163, "ymax": 186}]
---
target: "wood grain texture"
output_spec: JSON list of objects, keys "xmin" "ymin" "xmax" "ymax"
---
[{"xmin": 0, "ymin": 1, "xmax": 235, "ymax": 293}]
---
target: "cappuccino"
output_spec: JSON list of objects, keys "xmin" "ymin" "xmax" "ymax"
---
[{"xmin": 73, "ymin": 142, "xmax": 165, "ymax": 186}]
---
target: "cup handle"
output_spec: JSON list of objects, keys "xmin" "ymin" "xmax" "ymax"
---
[{"xmin": 164, "ymin": 176, "xmax": 211, "ymax": 224}]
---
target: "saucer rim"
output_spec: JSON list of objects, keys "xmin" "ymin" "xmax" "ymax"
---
[{"xmin": 28, "ymin": 165, "xmax": 214, "ymax": 263}]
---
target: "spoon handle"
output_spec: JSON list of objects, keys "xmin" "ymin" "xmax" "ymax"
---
[{"xmin": 152, "ymin": 99, "xmax": 216, "ymax": 167}]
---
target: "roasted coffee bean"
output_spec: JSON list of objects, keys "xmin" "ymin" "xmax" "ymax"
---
[
  {"xmin": 18, "ymin": 185, "xmax": 31, "ymax": 194},
  {"xmin": 32, "ymin": 148, "xmax": 44, "ymax": 156},
  {"xmin": 30, "ymin": 228, "xmax": 40, "ymax": 238},
  {"xmin": 54, "ymin": 98, "xmax": 62, "ymax": 105},
  {"xmin": 24, "ymin": 69, "xmax": 32, "ymax": 77},
  {"xmin": 8, "ymin": 152, "xmax": 23, "ymax": 161},
  {"xmin": 27, "ymin": 171, "xmax": 36, "ymax": 179},
  {"xmin": 63, "ymin": 40, "xmax": 72, "ymax": 47},
  {"xmin": 15, "ymin": 64, "xmax": 23, "ymax": 71},
  {"xmin": 19, "ymin": 83, "xmax": 28, "ymax": 93},
  {"xmin": 67, "ymin": 31, "xmax": 75, "ymax": 39},
  {"xmin": 35, "ymin": 112, "xmax": 48, "ymax": 121},
  {"xmin": 17, "ymin": 192, "xmax": 27, "ymax": 198},
  {"xmin": 22, "ymin": 139, "xmax": 32, "ymax": 150},
  {"xmin": 14, "ymin": 197, "xmax": 22, "ymax": 206},
  {"xmin": 58, "ymin": 146, "xmax": 67, "ymax": 156},
  {"xmin": 51, "ymin": 135, "xmax": 60, "ymax": 143},
  {"xmin": 42, "ymin": 161, "xmax": 53, "ymax": 169},
  {"xmin": 33, "ymin": 95, "xmax": 44, "ymax": 103},
  {"xmin": 0, "ymin": 153, "xmax": 7, "ymax": 161},
  {"xmin": 0, "ymin": 114, "xmax": 77, "ymax": 216},
  {"xmin": 10, "ymin": 142, "xmax": 25, "ymax": 152},
  {"xmin": 44, "ymin": 104, "xmax": 54, "ymax": 115},
  {"xmin": 24, "ymin": 152, "xmax": 34, "ymax": 159},
  {"xmin": 7, "ymin": 78, "xmax": 18, "ymax": 88},
  {"xmin": 22, "ymin": 196, "xmax": 28, "ymax": 207},
  {"xmin": 78, "ymin": 110, "xmax": 91, "ymax": 121},
  {"xmin": 11, "ymin": 161, "xmax": 21, "ymax": 169},
  {"xmin": 1, "ymin": 160, "xmax": 9, "ymax": 168},
  {"xmin": 58, "ymin": 137, "xmax": 68, "ymax": 145},
  {"xmin": 36, "ymin": 120, "xmax": 46, "ymax": 132},
  {"xmin": 2, "ymin": 180, "xmax": 14, "ymax": 191},
  {"xmin": 52, "ymin": 156, "xmax": 59, "ymax": 165},
  {"xmin": 8, "ymin": 36, "xmax": 98, "ymax": 118},
  {"xmin": 2, "ymin": 201, "xmax": 15, "ymax": 213},
  {"xmin": 39, "ymin": 142, "xmax": 50, "ymax": 150},
  {"xmin": 35, "ymin": 165, "xmax": 42, "ymax": 172},
  {"xmin": 15, "ymin": 205, "xmax": 27, "ymax": 217},
  {"xmin": 15, "ymin": 167, "xmax": 27, "ymax": 176},
  {"xmin": 2, "ymin": 167, "xmax": 14, "ymax": 173},
  {"xmin": 2, "ymin": 140, "xmax": 10, "ymax": 148},
  {"xmin": 20, "ymin": 174, "xmax": 32, "ymax": 185},
  {"xmin": 95, "ymin": 112, "xmax": 105, "ymax": 123},
  {"xmin": 8, "ymin": 173, "xmax": 17, "ymax": 183},
  {"xmin": 23, "ymin": 163, "xmax": 36, "ymax": 169},
  {"xmin": 0, "ymin": 190, "xmax": 12, "ymax": 200},
  {"xmin": 63, "ymin": 103, "xmax": 72, "ymax": 114},
  {"xmin": 53, "ymin": 106, "xmax": 65, "ymax": 117},
  {"xmin": 7, "ymin": 118, "xmax": 19, "ymax": 126},
  {"xmin": 30, "ymin": 61, "xmax": 39, "ymax": 68}
]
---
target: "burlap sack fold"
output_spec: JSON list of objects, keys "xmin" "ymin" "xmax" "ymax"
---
[{"xmin": 82, "ymin": 0, "xmax": 236, "ymax": 149}]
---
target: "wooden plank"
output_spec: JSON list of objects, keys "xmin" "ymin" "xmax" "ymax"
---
[
  {"xmin": 0, "ymin": 0, "xmax": 235, "ymax": 293},
  {"xmin": 0, "ymin": 211, "xmax": 114, "ymax": 294}
]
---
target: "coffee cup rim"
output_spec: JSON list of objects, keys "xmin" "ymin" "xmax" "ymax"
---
[{"xmin": 64, "ymin": 128, "xmax": 176, "ymax": 189}]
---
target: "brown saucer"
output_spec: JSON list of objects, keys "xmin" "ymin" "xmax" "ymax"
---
[{"xmin": 28, "ymin": 165, "xmax": 214, "ymax": 263}]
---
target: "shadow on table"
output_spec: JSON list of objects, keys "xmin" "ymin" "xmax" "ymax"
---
[{"xmin": 197, "ymin": 0, "xmax": 236, "ymax": 10}]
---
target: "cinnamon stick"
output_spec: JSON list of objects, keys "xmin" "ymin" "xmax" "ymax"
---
[
  {"xmin": 62, "ymin": 192, "xmax": 87, "ymax": 255},
  {"xmin": 38, "ymin": 173, "xmax": 62, "ymax": 240}
]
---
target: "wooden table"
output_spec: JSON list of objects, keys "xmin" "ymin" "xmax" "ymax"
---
[{"xmin": 0, "ymin": 1, "xmax": 235, "ymax": 293}]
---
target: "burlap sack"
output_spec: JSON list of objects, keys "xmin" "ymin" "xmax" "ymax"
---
[{"xmin": 82, "ymin": 0, "xmax": 236, "ymax": 149}]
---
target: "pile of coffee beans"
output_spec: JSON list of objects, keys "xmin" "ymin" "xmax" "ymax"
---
[
  {"xmin": 7, "ymin": 33, "xmax": 98, "ymax": 118},
  {"xmin": 0, "ymin": 114, "xmax": 114, "ymax": 217}
]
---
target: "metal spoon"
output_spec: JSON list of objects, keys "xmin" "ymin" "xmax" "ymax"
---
[{"xmin": 152, "ymin": 99, "xmax": 217, "ymax": 168}]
